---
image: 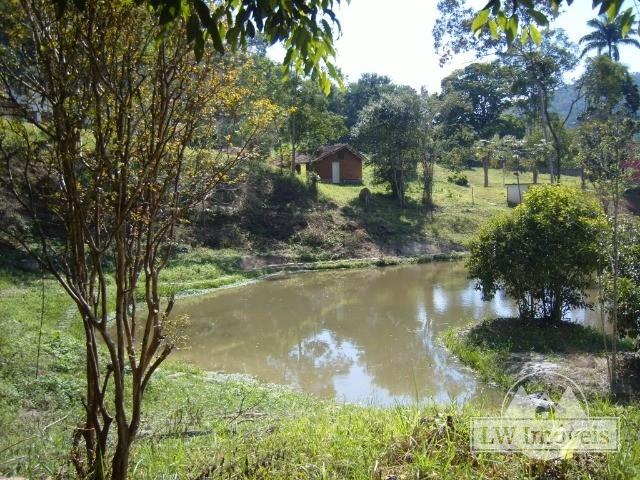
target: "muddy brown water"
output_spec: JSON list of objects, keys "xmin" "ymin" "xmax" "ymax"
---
[{"xmin": 171, "ymin": 261, "xmax": 600, "ymax": 406}]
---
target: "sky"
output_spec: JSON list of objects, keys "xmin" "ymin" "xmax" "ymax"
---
[{"xmin": 268, "ymin": 0, "xmax": 640, "ymax": 93}]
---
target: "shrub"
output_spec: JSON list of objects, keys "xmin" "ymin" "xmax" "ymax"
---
[
  {"xmin": 467, "ymin": 185, "xmax": 608, "ymax": 322},
  {"xmin": 307, "ymin": 171, "xmax": 321, "ymax": 194},
  {"xmin": 447, "ymin": 171, "xmax": 469, "ymax": 187}
]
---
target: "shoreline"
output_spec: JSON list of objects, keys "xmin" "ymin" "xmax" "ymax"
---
[
  {"xmin": 442, "ymin": 318, "xmax": 639, "ymax": 399},
  {"xmin": 169, "ymin": 250, "xmax": 469, "ymax": 299}
]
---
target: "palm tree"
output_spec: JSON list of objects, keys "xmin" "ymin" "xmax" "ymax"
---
[{"xmin": 579, "ymin": 15, "xmax": 640, "ymax": 61}]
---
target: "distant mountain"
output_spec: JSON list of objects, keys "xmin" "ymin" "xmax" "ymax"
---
[{"xmin": 551, "ymin": 72, "xmax": 640, "ymax": 127}]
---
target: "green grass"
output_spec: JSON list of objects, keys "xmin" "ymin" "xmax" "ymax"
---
[
  {"xmin": 442, "ymin": 318, "xmax": 633, "ymax": 390},
  {"xmin": 313, "ymin": 165, "xmax": 586, "ymax": 249},
  {"xmin": 460, "ymin": 317, "xmax": 634, "ymax": 355},
  {"xmin": 3, "ymin": 259, "xmax": 640, "ymax": 478},
  {"xmin": 216, "ymin": 164, "xmax": 586, "ymax": 262},
  {"xmin": 443, "ymin": 326, "xmax": 516, "ymax": 389}
]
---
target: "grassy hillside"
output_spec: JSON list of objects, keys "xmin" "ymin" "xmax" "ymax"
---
[{"xmin": 196, "ymin": 163, "xmax": 585, "ymax": 262}]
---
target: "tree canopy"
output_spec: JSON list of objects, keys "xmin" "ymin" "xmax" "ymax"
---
[
  {"xmin": 353, "ymin": 91, "xmax": 421, "ymax": 206},
  {"xmin": 468, "ymin": 185, "xmax": 608, "ymax": 322},
  {"xmin": 51, "ymin": 0, "xmax": 344, "ymax": 93},
  {"xmin": 579, "ymin": 15, "xmax": 640, "ymax": 61}
]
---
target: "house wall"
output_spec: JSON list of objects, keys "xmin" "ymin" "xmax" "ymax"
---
[{"xmin": 311, "ymin": 149, "xmax": 362, "ymax": 184}]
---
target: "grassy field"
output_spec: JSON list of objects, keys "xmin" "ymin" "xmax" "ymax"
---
[
  {"xmin": 442, "ymin": 318, "xmax": 634, "ymax": 391},
  {"xmin": 308, "ymin": 164, "xmax": 585, "ymax": 252},
  {"xmin": 230, "ymin": 163, "xmax": 585, "ymax": 262}
]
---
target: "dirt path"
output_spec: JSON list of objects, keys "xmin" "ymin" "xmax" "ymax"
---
[{"xmin": 502, "ymin": 351, "xmax": 639, "ymax": 396}]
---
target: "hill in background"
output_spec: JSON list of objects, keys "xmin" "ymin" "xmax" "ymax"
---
[{"xmin": 552, "ymin": 72, "xmax": 640, "ymax": 127}]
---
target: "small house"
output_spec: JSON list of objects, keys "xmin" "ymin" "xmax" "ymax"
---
[{"xmin": 297, "ymin": 144, "xmax": 364, "ymax": 184}]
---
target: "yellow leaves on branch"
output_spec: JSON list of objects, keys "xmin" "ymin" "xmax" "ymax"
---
[{"xmin": 245, "ymin": 98, "xmax": 280, "ymax": 129}]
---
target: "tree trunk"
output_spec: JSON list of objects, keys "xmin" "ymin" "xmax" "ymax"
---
[
  {"xmin": 539, "ymin": 82, "xmax": 563, "ymax": 183},
  {"xmin": 483, "ymin": 158, "xmax": 489, "ymax": 187},
  {"xmin": 111, "ymin": 439, "xmax": 130, "ymax": 480},
  {"xmin": 393, "ymin": 167, "xmax": 405, "ymax": 208},
  {"xmin": 422, "ymin": 157, "xmax": 434, "ymax": 208},
  {"xmin": 289, "ymin": 115, "xmax": 297, "ymax": 174},
  {"xmin": 551, "ymin": 287, "xmax": 563, "ymax": 323},
  {"xmin": 610, "ymin": 179, "xmax": 620, "ymax": 394}
]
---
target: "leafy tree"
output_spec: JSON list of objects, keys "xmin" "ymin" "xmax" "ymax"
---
[
  {"xmin": 51, "ymin": 0, "xmax": 344, "ymax": 92},
  {"xmin": 580, "ymin": 55, "xmax": 640, "ymax": 120},
  {"xmin": 337, "ymin": 73, "xmax": 397, "ymax": 130},
  {"xmin": 579, "ymin": 15, "xmax": 640, "ymax": 61},
  {"xmin": 227, "ymin": 55, "xmax": 347, "ymax": 171},
  {"xmin": 283, "ymin": 76, "xmax": 347, "ymax": 171},
  {"xmin": 435, "ymin": 1, "xmax": 585, "ymax": 183},
  {"xmin": 614, "ymin": 219, "xmax": 640, "ymax": 345},
  {"xmin": 474, "ymin": 139, "xmax": 493, "ymax": 187},
  {"xmin": 0, "ymin": 2, "xmax": 285, "ymax": 479},
  {"xmin": 522, "ymin": 128, "xmax": 553, "ymax": 184},
  {"xmin": 418, "ymin": 93, "xmax": 440, "ymax": 207},
  {"xmin": 468, "ymin": 185, "xmax": 607, "ymax": 323},
  {"xmin": 576, "ymin": 54, "xmax": 640, "ymax": 387},
  {"xmin": 501, "ymin": 30, "xmax": 578, "ymax": 182},
  {"xmin": 353, "ymin": 91, "xmax": 421, "ymax": 207},
  {"xmin": 440, "ymin": 62, "xmax": 515, "ymax": 139},
  {"xmin": 471, "ymin": 0, "xmax": 636, "ymax": 47},
  {"xmin": 575, "ymin": 117, "xmax": 639, "ymax": 390},
  {"xmin": 432, "ymin": 90, "xmax": 478, "ymax": 170}
]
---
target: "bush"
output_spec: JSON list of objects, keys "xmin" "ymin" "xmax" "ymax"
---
[
  {"xmin": 307, "ymin": 171, "xmax": 321, "ymax": 194},
  {"xmin": 467, "ymin": 185, "xmax": 607, "ymax": 322},
  {"xmin": 447, "ymin": 171, "xmax": 469, "ymax": 187}
]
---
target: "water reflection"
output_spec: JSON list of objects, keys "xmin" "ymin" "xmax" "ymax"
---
[{"xmin": 171, "ymin": 261, "xmax": 599, "ymax": 406}]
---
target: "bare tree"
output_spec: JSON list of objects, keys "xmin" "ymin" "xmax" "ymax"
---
[{"xmin": 0, "ymin": 1, "xmax": 276, "ymax": 478}]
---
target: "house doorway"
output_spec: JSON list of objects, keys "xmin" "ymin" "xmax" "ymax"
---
[{"xmin": 332, "ymin": 161, "xmax": 340, "ymax": 184}]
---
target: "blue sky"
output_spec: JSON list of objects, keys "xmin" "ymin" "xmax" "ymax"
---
[{"xmin": 269, "ymin": 0, "xmax": 640, "ymax": 92}]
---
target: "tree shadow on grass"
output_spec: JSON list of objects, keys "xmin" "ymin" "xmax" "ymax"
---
[
  {"xmin": 341, "ymin": 192, "xmax": 458, "ymax": 254},
  {"xmin": 465, "ymin": 317, "xmax": 633, "ymax": 354},
  {"xmin": 196, "ymin": 169, "xmax": 318, "ymax": 249}
]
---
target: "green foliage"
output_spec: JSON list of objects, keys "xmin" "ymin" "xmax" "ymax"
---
[
  {"xmin": 579, "ymin": 15, "xmax": 640, "ymax": 62},
  {"xmin": 447, "ymin": 171, "xmax": 469, "ymax": 187},
  {"xmin": 471, "ymin": 0, "xmax": 636, "ymax": 47},
  {"xmin": 353, "ymin": 91, "xmax": 421, "ymax": 206},
  {"xmin": 468, "ymin": 185, "xmax": 608, "ymax": 322},
  {"xmin": 606, "ymin": 219, "xmax": 640, "ymax": 343},
  {"xmin": 332, "ymin": 73, "xmax": 398, "ymax": 131},
  {"xmin": 440, "ymin": 62, "xmax": 516, "ymax": 139},
  {"xmin": 580, "ymin": 55, "xmax": 640, "ymax": 120},
  {"xmin": 521, "ymin": 128, "xmax": 554, "ymax": 172},
  {"xmin": 52, "ymin": 0, "xmax": 344, "ymax": 92},
  {"xmin": 576, "ymin": 117, "xmax": 639, "ymax": 186},
  {"xmin": 460, "ymin": 318, "xmax": 629, "ymax": 355},
  {"xmin": 431, "ymin": 91, "xmax": 478, "ymax": 170},
  {"xmin": 284, "ymin": 76, "xmax": 347, "ymax": 155}
]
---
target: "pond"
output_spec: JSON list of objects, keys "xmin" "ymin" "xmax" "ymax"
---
[{"xmin": 171, "ymin": 261, "xmax": 600, "ymax": 406}]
